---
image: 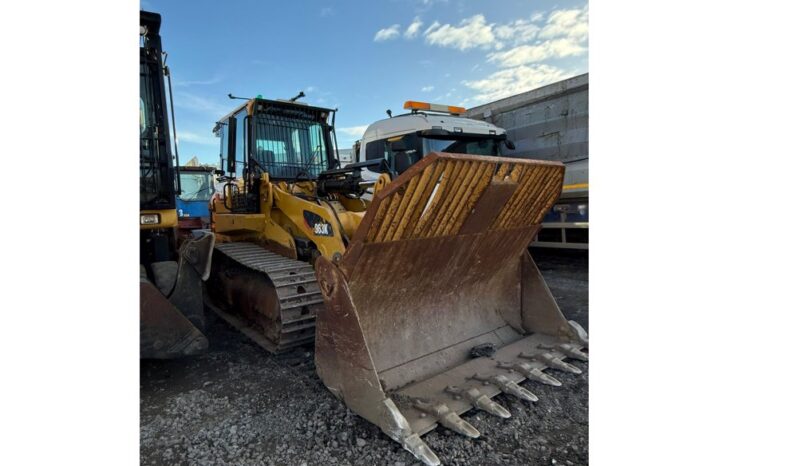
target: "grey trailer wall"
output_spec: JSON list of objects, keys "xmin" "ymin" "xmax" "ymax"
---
[
  {"xmin": 466, "ymin": 73, "xmax": 588, "ymax": 166},
  {"xmin": 467, "ymin": 74, "xmax": 589, "ymax": 249}
]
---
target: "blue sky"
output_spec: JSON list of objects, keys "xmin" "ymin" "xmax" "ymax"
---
[{"xmin": 141, "ymin": 0, "xmax": 588, "ymax": 165}]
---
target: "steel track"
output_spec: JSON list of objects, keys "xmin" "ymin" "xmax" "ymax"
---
[{"xmin": 211, "ymin": 242, "xmax": 323, "ymax": 353}]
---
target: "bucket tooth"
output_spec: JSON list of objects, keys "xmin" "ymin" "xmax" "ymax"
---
[
  {"xmin": 400, "ymin": 433, "xmax": 441, "ymax": 466},
  {"xmin": 413, "ymin": 399, "xmax": 481, "ymax": 438},
  {"xmin": 471, "ymin": 389, "xmax": 512, "ymax": 418},
  {"xmin": 521, "ymin": 352, "xmax": 582, "ymax": 375},
  {"xmin": 557, "ymin": 343, "xmax": 589, "ymax": 362},
  {"xmin": 473, "ymin": 374, "xmax": 538, "ymax": 402},
  {"xmin": 522, "ymin": 366, "xmax": 562, "ymax": 386},
  {"xmin": 498, "ymin": 361, "xmax": 562, "ymax": 387},
  {"xmin": 536, "ymin": 343, "xmax": 588, "ymax": 362},
  {"xmin": 568, "ymin": 320, "xmax": 589, "ymax": 346},
  {"xmin": 440, "ymin": 411, "xmax": 481, "ymax": 439},
  {"xmin": 446, "ymin": 386, "xmax": 511, "ymax": 418}
]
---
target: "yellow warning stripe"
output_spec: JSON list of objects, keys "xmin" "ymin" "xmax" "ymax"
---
[{"xmin": 562, "ymin": 183, "xmax": 588, "ymax": 191}]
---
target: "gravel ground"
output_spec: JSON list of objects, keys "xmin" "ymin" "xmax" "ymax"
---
[{"xmin": 140, "ymin": 249, "xmax": 588, "ymax": 465}]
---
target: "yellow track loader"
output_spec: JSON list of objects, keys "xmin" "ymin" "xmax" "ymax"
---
[{"xmin": 207, "ymin": 96, "xmax": 588, "ymax": 465}]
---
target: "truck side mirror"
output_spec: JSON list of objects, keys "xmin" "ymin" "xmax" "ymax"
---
[{"xmin": 504, "ymin": 139, "xmax": 516, "ymax": 151}]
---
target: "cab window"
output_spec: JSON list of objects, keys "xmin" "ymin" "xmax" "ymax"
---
[
  {"xmin": 365, "ymin": 140, "xmax": 388, "ymax": 161},
  {"xmin": 423, "ymin": 137, "xmax": 500, "ymax": 156},
  {"xmin": 365, "ymin": 134, "xmax": 421, "ymax": 175},
  {"xmin": 178, "ymin": 172, "xmax": 214, "ymax": 202}
]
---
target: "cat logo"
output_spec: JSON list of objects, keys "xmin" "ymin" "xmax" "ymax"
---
[{"xmin": 303, "ymin": 210, "xmax": 334, "ymax": 237}]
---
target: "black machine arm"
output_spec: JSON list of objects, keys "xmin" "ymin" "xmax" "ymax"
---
[
  {"xmin": 315, "ymin": 160, "xmax": 391, "ymax": 197},
  {"xmin": 319, "ymin": 159, "xmax": 386, "ymax": 176}
]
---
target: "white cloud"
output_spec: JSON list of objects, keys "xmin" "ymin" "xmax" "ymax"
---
[
  {"xmin": 495, "ymin": 19, "xmax": 540, "ymax": 46},
  {"xmin": 175, "ymin": 75, "xmax": 223, "ymax": 87},
  {"xmin": 424, "ymin": 21, "xmax": 440, "ymax": 35},
  {"xmin": 177, "ymin": 131, "xmax": 218, "ymax": 146},
  {"xmin": 374, "ymin": 24, "xmax": 401, "ymax": 42},
  {"xmin": 337, "ymin": 125, "xmax": 368, "ymax": 138},
  {"xmin": 463, "ymin": 64, "xmax": 568, "ymax": 103},
  {"xmin": 424, "ymin": 15, "xmax": 500, "ymax": 51},
  {"xmin": 405, "ymin": 17, "xmax": 423, "ymax": 39},
  {"xmin": 539, "ymin": 6, "xmax": 589, "ymax": 42},
  {"xmin": 418, "ymin": 5, "xmax": 588, "ymax": 105},
  {"xmin": 421, "ymin": 85, "xmax": 434, "ymax": 92},
  {"xmin": 420, "ymin": 6, "xmax": 588, "ymax": 54},
  {"xmin": 487, "ymin": 38, "xmax": 587, "ymax": 67}
]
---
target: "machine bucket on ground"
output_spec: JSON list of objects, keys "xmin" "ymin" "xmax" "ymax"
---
[
  {"xmin": 140, "ymin": 232, "xmax": 215, "ymax": 358},
  {"xmin": 313, "ymin": 152, "xmax": 589, "ymax": 465}
]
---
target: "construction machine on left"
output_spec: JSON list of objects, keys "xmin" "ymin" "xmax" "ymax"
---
[{"xmin": 140, "ymin": 10, "xmax": 214, "ymax": 358}]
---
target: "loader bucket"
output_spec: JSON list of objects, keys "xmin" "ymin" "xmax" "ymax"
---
[
  {"xmin": 140, "ymin": 275, "xmax": 208, "ymax": 358},
  {"xmin": 140, "ymin": 232, "xmax": 215, "ymax": 359},
  {"xmin": 314, "ymin": 152, "xmax": 588, "ymax": 465}
]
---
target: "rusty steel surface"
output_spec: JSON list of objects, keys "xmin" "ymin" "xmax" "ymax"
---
[
  {"xmin": 314, "ymin": 152, "xmax": 588, "ymax": 465},
  {"xmin": 140, "ymin": 232, "xmax": 214, "ymax": 359},
  {"xmin": 140, "ymin": 276, "xmax": 208, "ymax": 359}
]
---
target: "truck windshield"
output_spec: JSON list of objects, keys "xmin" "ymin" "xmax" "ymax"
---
[
  {"xmin": 178, "ymin": 171, "xmax": 214, "ymax": 202},
  {"xmin": 251, "ymin": 113, "xmax": 330, "ymax": 179},
  {"xmin": 422, "ymin": 137, "xmax": 501, "ymax": 156}
]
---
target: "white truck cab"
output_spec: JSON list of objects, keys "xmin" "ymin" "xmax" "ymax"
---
[{"xmin": 354, "ymin": 101, "xmax": 510, "ymax": 180}]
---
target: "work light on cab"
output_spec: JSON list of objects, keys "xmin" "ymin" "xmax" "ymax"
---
[{"xmin": 403, "ymin": 100, "xmax": 466, "ymax": 115}]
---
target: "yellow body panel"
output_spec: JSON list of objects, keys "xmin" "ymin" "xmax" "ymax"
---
[
  {"xmin": 372, "ymin": 173, "xmax": 391, "ymax": 197},
  {"xmin": 214, "ymin": 213, "xmax": 269, "ymax": 233},
  {"xmin": 272, "ymin": 186, "xmax": 348, "ymax": 259},
  {"xmin": 211, "ymin": 173, "xmax": 366, "ymax": 261},
  {"xmin": 140, "ymin": 209, "xmax": 178, "ymax": 230},
  {"xmin": 211, "ymin": 177, "xmax": 298, "ymax": 257},
  {"xmin": 337, "ymin": 195, "xmax": 369, "ymax": 213}
]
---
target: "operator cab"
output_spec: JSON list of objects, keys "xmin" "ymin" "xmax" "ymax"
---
[
  {"xmin": 214, "ymin": 98, "xmax": 340, "ymax": 211},
  {"xmin": 215, "ymin": 98, "xmax": 338, "ymax": 182},
  {"xmin": 355, "ymin": 100, "xmax": 513, "ymax": 181}
]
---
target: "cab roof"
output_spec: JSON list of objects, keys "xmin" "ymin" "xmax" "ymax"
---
[
  {"xmin": 214, "ymin": 98, "xmax": 336, "ymax": 127},
  {"xmin": 360, "ymin": 112, "xmax": 505, "ymax": 143}
]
